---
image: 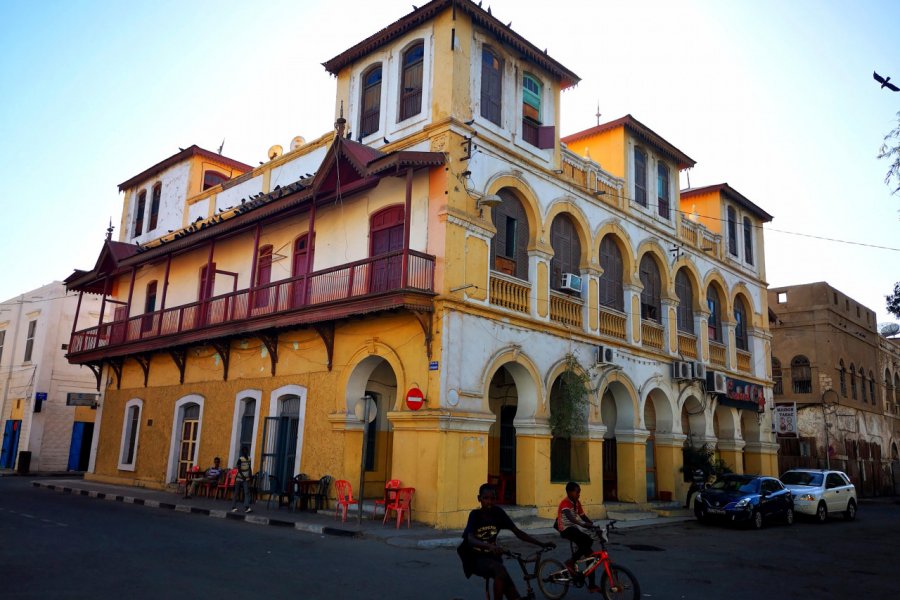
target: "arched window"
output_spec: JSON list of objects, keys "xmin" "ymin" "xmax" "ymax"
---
[
  {"xmin": 839, "ymin": 360, "xmax": 847, "ymax": 397},
  {"xmin": 674, "ymin": 269, "xmax": 694, "ymax": 333},
  {"xmin": 549, "ymin": 214, "xmax": 581, "ymax": 292},
  {"xmin": 638, "ymin": 254, "xmax": 661, "ymax": 322},
  {"xmin": 634, "ymin": 149, "xmax": 648, "ymax": 207},
  {"xmin": 895, "ymin": 373, "xmax": 900, "ymax": 404},
  {"xmin": 599, "ymin": 235, "xmax": 624, "ymax": 311},
  {"xmin": 860, "ymin": 368, "xmax": 867, "ymax": 402},
  {"xmin": 118, "ymin": 399, "xmax": 143, "ymax": 470},
  {"xmin": 772, "ymin": 357, "xmax": 783, "ymax": 395},
  {"xmin": 490, "ymin": 191, "xmax": 529, "ymax": 281},
  {"xmin": 869, "ymin": 371, "xmax": 875, "ymax": 405},
  {"xmin": 239, "ymin": 398, "xmax": 256, "ymax": 454},
  {"xmin": 707, "ymin": 287, "xmax": 721, "ymax": 342},
  {"xmin": 522, "ymin": 74, "xmax": 542, "ymax": 146},
  {"xmin": 480, "ymin": 47, "xmax": 502, "ymax": 126},
  {"xmin": 133, "ymin": 190, "xmax": 146, "ymax": 237},
  {"xmin": 850, "ymin": 363, "xmax": 857, "ymax": 400},
  {"xmin": 177, "ymin": 402, "xmax": 201, "ymax": 479},
  {"xmin": 727, "ymin": 206, "xmax": 738, "ymax": 256},
  {"xmin": 360, "ymin": 65, "xmax": 382, "ymax": 137},
  {"xmin": 148, "ymin": 183, "xmax": 161, "ymax": 231},
  {"xmin": 657, "ymin": 163, "xmax": 670, "ymax": 219},
  {"xmin": 734, "ymin": 297, "xmax": 749, "ymax": 351},
  {"xmin": 791, "ymin": 356, "xmax": 812, "ymax": 394},
  {"xmin": 743, "ymin": 217, "xmax": 753, "ymax": 265},
  {"xmin": 203, "ymin": 170, "xmax": 228, "ymax": 190},
  {"xmin": 399, "ymin": 42, "xmax": 424, "ymax": 121}
]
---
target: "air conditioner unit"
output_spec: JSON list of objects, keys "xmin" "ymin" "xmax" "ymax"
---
[
  {"xmin": 596, "ymin": 344, "xmax": 617, "ymax": 365},
  {"xmin": 692, "ymin": 361, "xmax": 707, "ymax": 381},
  {"xmin": 560, "ymin": 273, "xmax": 583, "ymax": 293},
  {"xmin": 672, "ymin": 361, "xmax": 692, "ymax": 380},
  {"xmin": 706, "ymin": 370, "xmax": 727, "ymax": 394}
]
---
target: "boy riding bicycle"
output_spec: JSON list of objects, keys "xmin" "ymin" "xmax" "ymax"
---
[{"xmin": 556, "ymin": 481, "xmax": 601, "ymax": 593}]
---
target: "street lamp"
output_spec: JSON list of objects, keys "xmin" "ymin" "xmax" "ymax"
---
[{"xmin": 821, "ymin": 388, "xmax": 839, "ymax": 469}]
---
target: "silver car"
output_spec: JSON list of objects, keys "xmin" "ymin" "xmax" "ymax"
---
[{"xmin": 779, "ymin": 469, "xmax": 857, "ymax": 523}]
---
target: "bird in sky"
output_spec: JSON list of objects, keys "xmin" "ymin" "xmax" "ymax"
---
[{"xmin": 873, "ymin": 71, "xmax": 899, "ymax": 92}]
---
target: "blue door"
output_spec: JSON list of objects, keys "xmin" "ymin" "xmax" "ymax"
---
[
  {"xmin": 1, "ymin": 420, "xmax": 21, "ymax": 469},
  {"xmin": 67, "ymin": 422, "xmax": 93, "ymax": 471}
]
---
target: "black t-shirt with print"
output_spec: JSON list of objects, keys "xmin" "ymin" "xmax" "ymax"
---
[{"xmin": 463, "ymin": 506, "xmax": 515, "ymax": 553}]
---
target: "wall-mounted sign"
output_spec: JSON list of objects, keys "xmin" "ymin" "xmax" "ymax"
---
[
  {"xmin": 405, "ymin": 387, "xmax": 425, "ymax": 411},
  {"xmin": 67, "ymin": 393, "xmax": 98, "ymax": 407},
  {"xmin": 717, "ymin": 376, "xmax": 766, "ymax": 412},
  {"xmin": 35, "ymin": 392, "xmax": 47, "ymax": 401},
  {"xmin": 429, "ymin": 361, "xmax": 439, "ymax": 371},
  {"xmin": 773, "ymin": 403, "xmax": 797, "ymax": 435}
]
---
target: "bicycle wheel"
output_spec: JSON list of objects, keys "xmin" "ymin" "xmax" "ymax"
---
[
  {"xmin": 536, "ymin": 557, "xmax": 569, "ymax": 600},
  {"xmin": 599, "ymin": 563, "xmax": 640, "ymax": 600}
]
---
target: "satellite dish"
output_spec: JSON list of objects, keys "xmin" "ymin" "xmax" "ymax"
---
[
  {"xmin": 267, "ymin": 144, "xmax": 283, "ymax": 160},
  {"xmin": 290, "ymin": 136, "xmax": 306, "ymax": 151},
  {"xmin": 878, "ymin": 322, "xmax": 900, "ymax": 337}
]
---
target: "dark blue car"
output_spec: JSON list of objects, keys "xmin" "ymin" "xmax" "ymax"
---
[{"xmin": 694, "ymin": 474, "xmax": 794, "ymax": 529}]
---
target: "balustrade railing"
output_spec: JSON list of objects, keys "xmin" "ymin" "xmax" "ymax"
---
[
  {"xmin": 549, "ymin": 291, "xmax": 583, "ymax": 328},
  {"xmin": 677, "ymin": 332, "xmax": 698, "ymax": 359},
  {"xmin": 641, "ymin": 320, "xmax": 665, "ymax": 351},
  {"xmin": 598, "ymin": 305, "xmax": 627, "ymax": 340},
  {"xmin": 736, "ymin": 349, "xmax": 752, "ymax": 373},
  {"xmin": 709, "ymin": 341, "xmax": 727, "ymax": 368},
  {"xmin": 489, "ymin": 271, "xmax": 530, "ymax": 314}
]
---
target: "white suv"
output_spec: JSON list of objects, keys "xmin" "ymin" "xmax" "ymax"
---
[{"xmin": 779, "ymin": 469, "xmax": 857, "ymax": 523}]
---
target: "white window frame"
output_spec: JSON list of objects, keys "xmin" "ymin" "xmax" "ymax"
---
[
  {"xmin": 166, "ymin": 394, "xmax": 205, "ymax": 483},
  {"xmin": 118, "ymin": 398, "xmax": 143, "ymax": 471},
  {"xmin": 228, "ymin": 389, "xmax": 262, "ymax": 468}
]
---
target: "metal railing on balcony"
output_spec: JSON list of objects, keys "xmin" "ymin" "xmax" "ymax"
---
[
  {"xmin": 549, "ymin": 291, "xmax": 582, "ymax": 328},
  {"xmin": 69, "ymin": 250, "xmax": 435, "ymax": 355},
  {"xmin": 677, "ymin": 332, "xmax": 698, "ymax": 359},
  {"xmin": 489, "ymin": 271, "xmax": 530, "ymax": 314},
  {"xmin": 736, "ymin": 349, "xmax": 752, "ymax": 374},
  {"xmin": 641, "ymin": 320, "xmax": 665, "ymax": 351},
  {"xmin": 598, "ymin": 305, "xmax": 627, "ymax": 340},
  {"xmin": 709, "ymin": 341, "xmax": 727, "ymax": 368}
]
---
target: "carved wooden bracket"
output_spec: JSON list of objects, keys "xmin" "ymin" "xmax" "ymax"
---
[
  {"xmin": 132, "ymin": 354, "xmax": 151, "ymax": 388},
  {"xmin": 259, "ymin": 332, "xmax": 279, "ymax": 377},
  {"xmin": 108, "ymin": 359, "xmax": 124, "ymax": 390},
  {"xmin": 87, "ymin": 362, "xmax": 104, "ymax": 392},
  {"xmin": 211, "ymin": 341, "xmax": 231, "ymax": 381},
  {"xmin": 411, "ymin": 310, "xmax": 433, "ymax": 361},
  {"xmin": 169, "ymin": 349, "xmax": 188, "ymax": 384},
  {"xmin": 313, "ymin": 323, "xmax": 335, "ymax": 371}
]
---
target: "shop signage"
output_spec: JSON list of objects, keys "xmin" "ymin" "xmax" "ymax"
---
[
  {"xmin": 773, "ymin": 403, "xmax": 798, "ymax": 435},
  {"xmin": 717, "ymin": 376, "xmax": 766, "ymax": 412},
  {"xmin": 67, "ymin": 393, "xmax": 98, "ymax": 407}
]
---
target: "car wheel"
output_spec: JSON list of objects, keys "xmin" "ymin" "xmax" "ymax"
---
[
  {"xmin": 844, "ymin": 500, "xmax": 857, "ymax": 521},
  {"xmin": 815, "ymin": 502, "xmax": 827, "ymax": 523},
  {"xmin": 751, "ymin": 510, "xmax": 764, "ymax": 530},
  {"xmin": 784, "ymin": 507, "xmax": 794, "ymax": 526},
  {"xmin": 695, "ymin": 506, "xmax": 708, "ymax": 524}
]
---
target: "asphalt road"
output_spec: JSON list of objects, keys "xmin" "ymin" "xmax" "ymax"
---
[{"xmin": 1, "ymin": 477, "xmax": 896, "ymax": 599}]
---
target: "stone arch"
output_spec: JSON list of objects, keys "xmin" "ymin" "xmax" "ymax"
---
[
  {"xmin": 703, "ymin": 270, "xmax": 732, "ymax": 315},
  {"xmin": 594, "ymin": 220, "xmax": 637, "ymax": 284},
  {"xmin": 484, "ymin": 175, "xmax": 542, "ymax": 249},
  {"xmin": 740, "ymin": 409, "xmax": 762, "ymax": 442},
  {"xmin": 599, "ymin": 370, "xmax": 640, "ymax": 431},
  {"xmin": 544, "ymin": 198, "xmax": 594, "ymax": 267},
  {"xmin": 635, "ymin": 238, "xmax": 674, "ymax": 299},
  {"xmin": 643, "ymin": 386, "xmax": 676, "ymax": 433},
  {"xmin": 678, "ymin": 390, "xmax": 709, "ymax": 441},
  {"xmin": 730, "ymin": 284, "xmax": 758, "ymax": 327},
  {"xmin": 340, "ymin": 341, "xmax": 407, "ymax": 414},
  {"xmin": 714, "ymin": 404, "xmax": 741, "ymax": 440},
  {"xmin": 482, "ymin": 347, "xmax": 543, "ymax": 420},
  {"xmin": 670, "ymin": 257, "xmax": 705, "ymax": 312}
]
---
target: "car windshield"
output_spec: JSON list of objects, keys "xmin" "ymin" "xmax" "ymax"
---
[
  {"xmin": 781, "ymin": 472, "xmax": 823, "ymax": 486},
  {"xmin": 709, "ymin": 476, "xmax": 758, "ymax": 493}
]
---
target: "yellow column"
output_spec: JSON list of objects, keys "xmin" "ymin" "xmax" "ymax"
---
[
  {"xmin": 654, "ymin": 433, "xmax": 686, "ymax": 502},
  {"xmin": 743, "ymin": 441, "xmax": 779, "ymax": 476},
  {"xmin": 716, "ymin": 440, "xmax": 746, "ymax": 475},
  {"xmin": 614, "ymin": 430, "xmax": 650, "ymax": 503}
]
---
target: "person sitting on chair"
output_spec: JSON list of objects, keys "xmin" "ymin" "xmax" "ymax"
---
[
  {"xmin": 460, "ymin": 482, "xmax": 555, "ymax": 600},
  {"xmin": 556, "ymin": 481, "xmax": 600, "ymax": 593},
  {"xmin": 184, "ymin": 457, "xmax": 222, "ymax": 499}
]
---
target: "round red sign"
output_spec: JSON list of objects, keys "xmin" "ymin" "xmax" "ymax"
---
[{"xmin": 406, "ymin": 387, "xmax": 425, "ymax": 411}]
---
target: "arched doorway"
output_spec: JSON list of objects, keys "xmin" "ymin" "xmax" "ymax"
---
[
  {"xmin": 644, "ymin": 400, "xmax": 657, "ymax": 500},
  {"xmin": 345, "ymin": 356, "xmax": 397, "ymax": 499},
  {"xmin": 260, "ymin": 395, "xmax": 302, "ymax": 493},
  {"xmin": 167, "ymin": 396, "xmax": 204, "ymax": 483},
  {"xmin": 600, "ymin": 390, "xmax": 618, "ymax": 501},
  {"xmin": 488, "ymin": 366, "xmax": 518, "ymax": 504}
]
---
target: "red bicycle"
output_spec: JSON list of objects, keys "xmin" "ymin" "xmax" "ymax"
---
[{"xmin": 537, "ymin": 520, "xmax": 640, "ymax": 599}]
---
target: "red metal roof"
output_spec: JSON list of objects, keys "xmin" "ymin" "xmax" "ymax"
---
[
  {"xmin": 681, "ymin": 183, "xmax": 773, "ymax": 223},
  {"xmin": 322, "ymin": 0, "xmax": 580, "ymax": 89},
  {"xmin": 117, "ymin": 145, "xmax": 253, "ymax": 192},
  {"xmin": 561, "ymin": 115, "xmax": 696, "ymax": 171}
]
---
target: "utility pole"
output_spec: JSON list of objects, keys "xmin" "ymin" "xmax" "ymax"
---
[{"xmin": 821, "ymin": 388, "xmax": 839, "ymax": 469}]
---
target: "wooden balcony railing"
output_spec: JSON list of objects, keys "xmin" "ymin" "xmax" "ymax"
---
[
  {"xmin": 641, "ymin": 320, "xmax": 665, "ymax": 351},
  {"xmin": 68, "ymin": 250, "xmax": 435, "ymax": 356},
  {"xmin": 736, "ymin": 349, "xmax": 752, "ymax": 374},
  {"xmin": 489, "ymin": 271, "xmax": 530, "ymax": 314},
  {"xmin": 709, "ymin": 341, "xmax": 727, "ymax": 368},
  {"xmin": 598, "ymin": 305, "xmax": 627, "ymax": 340},
  {"xmin": 677, "ymin": 332, "xmax": 698, "ymax": 359},
  {"xmin": 549, "ymin": 290, "xmax": 583, "ymax": 328}
]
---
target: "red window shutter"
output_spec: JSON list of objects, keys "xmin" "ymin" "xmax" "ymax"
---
[{"xmin": 537, "ymin": 125, "xmax": 555, "ymax": 149}]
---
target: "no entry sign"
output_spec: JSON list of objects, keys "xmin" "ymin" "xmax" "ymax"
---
[{"xmin": 405, "ymin": 387, "xmax": 425, "ymax": 411}]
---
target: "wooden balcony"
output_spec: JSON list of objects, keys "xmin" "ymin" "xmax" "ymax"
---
[
  {"xmin": 598, "ymin": 306, "xmax": 627, "ymax": 340},
  {"xmin": 641, "ymin": 320, "xmax": 665, "ymax": 351},
  {"xmin": 677, "ymin": 332, "xmax": 698, "ymax": 359},
  {"xmin": 67, "ymin": 250, "xmax": 435, "ymax": 362},
  {"xmin": 549, "ymin": 290, "xmax": 583, "ymax": 328},
  {"xmin": 736, "ymin": 349, "xmax": 752, "ymax": 374},
  {"xmin": 489, "ymin": 271, "xmax": 530, "ymax": 314},
  {"xmin": 709, "ymin": 341, "xmax": 727, "ymax": 368}
]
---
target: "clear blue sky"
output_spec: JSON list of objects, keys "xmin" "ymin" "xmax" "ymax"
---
[{"xmin": 1, "ymin": 0, "xmax": 898, "ymax": 324}]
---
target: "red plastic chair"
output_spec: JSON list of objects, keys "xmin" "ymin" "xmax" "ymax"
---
[
  {"xmin": 371, "ymin": 479, "xmax": 401, "ymax": 519},
  {"xmin": 487, "ymin": 474, "xmax": 506, "ymax": 505},
  {"xmin": 178, "ymin": 465, "xmax": 200, "ymax": 496},
  {"xmin": 384, "ymin": 487, "xmax": 414, "ymax": 528},
  {"xmin": 333, "ymin": 479, "xmax": 358, "ymax": 522},
  {"xmin": 215, "ymin": 469, "xmax": 238, "ymax": 499}
]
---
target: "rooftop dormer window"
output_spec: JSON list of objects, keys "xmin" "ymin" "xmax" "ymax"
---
[
  {"xmin": 727, "ymin": 205, "xmax": 738, "ymax": 256},
  {"xmin": 148, "ymin": 183, "xmax": 161, "ymax": 231},
  {"xmin": 360, "ymin": 65, "xmax": 383, "ymax": 137},
  {"xmin": 481, "ymin": 47, "xmax": 502, "ymax": 127},
  {"xmin": 203, "ymin": 171, "xmax": 228, "ymax": 190},
  {"xmin": 399, "ymin": 42, "xmax": 424, "ymax": 121},
  {"xmin": 657, "ymin": 163, "xmax": 670, "ymax": 219},
  {"xmin": 743, "ymin": 217, "xmax": 754, "ymax": 265},
  {"xmin": 133, "ymin": 190, "xmax": 146, "ymax": 238}
]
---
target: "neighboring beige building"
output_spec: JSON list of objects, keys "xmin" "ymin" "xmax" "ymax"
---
[
  {"xmin": 769, "ymin": 281, "xmax": 900, "ymax": 496},
  {"xmin": 0, "ymin": 282, "xmax": 103, "ymax": 472}
]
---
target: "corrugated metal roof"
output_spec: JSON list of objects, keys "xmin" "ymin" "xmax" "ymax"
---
[{"xmin": 681, "ymin": 183, "xmax": 773, "ymax": 222}]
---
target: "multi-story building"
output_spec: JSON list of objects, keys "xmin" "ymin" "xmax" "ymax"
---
[
  {"xmin": 769, "ymin": 281, "xmax": 900, "ymax": 496},
  {"xmin": 0, "ymin": 282, "xmax": 103, "ymax": 472},
  {"xmin": 64, "ymin": 0, "xmax": 777, "ymax": 527}
]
